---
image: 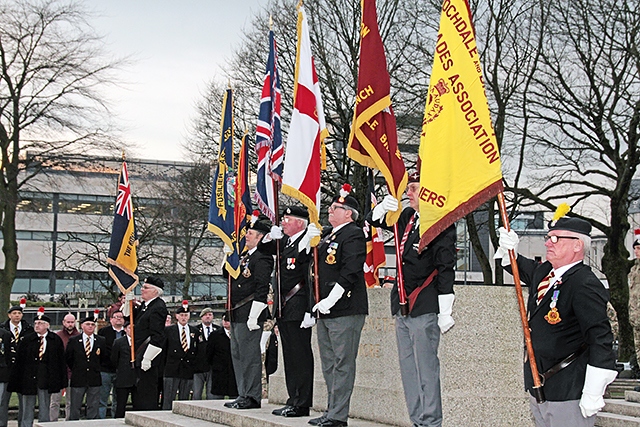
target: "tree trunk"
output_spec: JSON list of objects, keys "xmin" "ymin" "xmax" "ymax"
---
[
  {"xmin": 0, "ymin": 188, "xmax": 19, "ymax": 312},
  {"xmin": 466, "ymin": 213, "xmax": 493, "ymax": 284}
]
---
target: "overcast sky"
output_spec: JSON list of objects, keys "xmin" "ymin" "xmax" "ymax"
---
[{"xmin": 90, "ymin": 1, "xmax": 268, "ymax": 162}]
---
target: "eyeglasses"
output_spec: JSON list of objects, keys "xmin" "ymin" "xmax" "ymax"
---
[
  {"xmin": 328, "ymin": 204, "xmax": 347, "ymax": 212},
  {"xmin": 544, "ymin": 235, "xmax": 580, "ymax": 244}
]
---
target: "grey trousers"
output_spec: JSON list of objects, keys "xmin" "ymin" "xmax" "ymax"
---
[
  {"xmin": 529, "ymin": 396, "xmax": 596, "ymax": 427},
  {"xmin": 193, "ymin": 371, "xmax": 213, "ymax": 400},
  {"xmin": 20, "ymin": 390, "xmax": 51, "ymax": 427},
  {"xmin": 230, "ymin": 321, "xmax": 263, "ymax": 402},
  {"xmin": 316, "ymin": 315, "xmax": 366, "ymax": 422},
  {"xmin": 162, "ymin": 378, "xmax": 193, "ymax": 410},
  {"xmin": 396, "ymin": 313, "xmax": 442, "ymax": 427},
  {"xmin": 0, "ymin": 390, "xmax": 22, "ymax": 427},
  {"xmin": 68, "ymin": 386, "xmax": 100, "ymax": 420}
]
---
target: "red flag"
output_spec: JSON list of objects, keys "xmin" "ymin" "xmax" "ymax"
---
[
  {"xmin": 364, "ymin": 193, "xmax": 386, "ymax": 287},
  {"xmin": 347, "ymin": 0, "xmax": 407, "ymax": 225}
]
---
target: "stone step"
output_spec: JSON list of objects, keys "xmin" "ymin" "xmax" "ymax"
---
[
  {"xmin": 628, "ymin": 391, "xmax": 640, "ymax": 403},
  {"xmin": 125, "ymin": 410, "xmax": 227, "ymax": 427},
  {"xmin": 596, "ymin": 412, "xmax": 640, "ymax": 427},
  {"xmin": 172, "ymin": 399, "xmax": 398, "ymax": 427},
  {"xmin": 604, "ymin": 399, "xmax": 640, "ymax": 418},
  {"xmin": 35, "ymin": 420, "xmax": 126, "ymax": 427}
]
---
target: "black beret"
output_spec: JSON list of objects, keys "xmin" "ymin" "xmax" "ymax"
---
[
  {"xmin": 80, "ymin": 316, "xmax": 97, "ymax": 324},
  {"xmin": 331, "ymin": 194, "xmax": 360, "ymax": 212},
  {"xmin": 283, "ymin": 205, "xmax": 309, "ymax": 220},
  {"xmin": 408, "ymin": 170, "xmax": 420, "ymax": 183},
  {"xmin": 35, "ymin": 314, "xmax": 51, "ymax": 323},
  {"xmin": 634, "ymin": 240, "xmax": 640, "ymax": 248},
  {"xmin": 7, "ymin": 306, "xmax": 23, "ymax": 314},
  {"xmin": 250, "ymin": 214, "xmax": 272, "ymax": 234},
  {"xmin": 145, "ymin": 276, "xmax": 164, "ymax": 289},
  {"xmin": 123, "ymin": 319, "xmax": 130, "ymax": 327},
  {"xmin": 175, "ymin": 306, "xmax": 190, "ymax": 314},
  {"xmin": 549, "ymin": 217, "xmax": 591, "ymax": 236}
]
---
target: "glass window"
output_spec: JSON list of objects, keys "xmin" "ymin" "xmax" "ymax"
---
[
  {"xmin": 11, "ymin": 278, "xmax": 30, "ymax": 293},
  {"xmin": 30, "ymin": 279, "xmax": 50, "ymax": 293},
  {"xmin": 55, "ymin": 279, "xmax": 75, "ymax": 294}
]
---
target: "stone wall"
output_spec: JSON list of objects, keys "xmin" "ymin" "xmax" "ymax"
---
[{"xmin": 268, "ymin": 285, "xmax": 535, "ymax": 427}]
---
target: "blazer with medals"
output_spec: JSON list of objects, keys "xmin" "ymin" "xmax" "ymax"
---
[
  {"xmin": 229, "ymin": 248, "xmax": 274, "ymax": 323},
  {"xmin": 163, "ymin": 323, "xmax": 199, "ymax": 379},
  {"xmin": 132, "ymin": 297, "xmax": 168, "ymax": 366},
  {"xmin": 368, "ymin": 208, "xmax": 456, "ymax": 317},
  {"xmin": 275, "ymin": 232, "xmax": 312, "ymax": 321},
  {"xmin": 110, "ymin": 335, "xmax": 136, "ymax": 388},
  {"xmin": 65, "ymin": 333, "xmax": 108, "ymax": 387},
  {"xmin": 316, "ymin": 221, "xmax": 368, "ymax": 319},
  {"xmin": 508, "ymin": 257, "xmax": 616, "ymax": 401},
  {"xmin": 5, "ymin": 320, "xmax": 34, "ymax": 393},
  {"xmin": 13, "ymin": 330, "xmax": 66, "ymax": 395}
]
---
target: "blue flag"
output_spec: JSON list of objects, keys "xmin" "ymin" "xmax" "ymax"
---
[
  {"xmin": 208, "ymin": 89, "xmax": 240, "ymax": 277},
  {"xmin": 234, "ymin": 133, "xmax": 253, "ymax": 265}
]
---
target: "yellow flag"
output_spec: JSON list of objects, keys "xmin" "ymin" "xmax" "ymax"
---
[{"xmin": 418, "ymin": 0, "xmax": 504, "ymax": 250}]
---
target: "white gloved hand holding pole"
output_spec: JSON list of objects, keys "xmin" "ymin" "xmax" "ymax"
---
[
  {"xmin": 437, "ymin": 294, "xmax": 455, "ymax": 333},
  {"xmin": 579, "ymin": 364, "xmax": 617, "ymax": 418},
  {"xmin": 247, "ymin": 301, "xmax": 267, "ymax": 331},
  {"xmin": 300, "ymin": 312, "xmax": 316, "ymax": 328},
  {"xmin": 371, "ymin": 195, "xmax": 400, "ymax": 222},
  {"xmin": 493, "ymin": 227, "xmax": 520, "ymax": 267},
  {"xmin": 121, "ymin": 292, "xmax": 135, "ymax": 317},
  {"xmin": 312, "ymin": 283, "xmax": 345, "ymax": 314},
  {"xmin": 141, "ymin": 344, "xmax": 162, "ymax": 371},
  {"xmin": 269, "ymin": 225, "xmax": 284, "ymax": 240},
  {"xmin": 299, "ymin": 223, "xmax": 322, "ymax": 254}
]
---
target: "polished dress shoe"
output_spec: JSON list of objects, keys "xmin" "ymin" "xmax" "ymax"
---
[
  {"xmin": 309, "ymin": 415, "xmax": 328, "ymax": 425},
  {"xmin": 234, "ymin": 397, "xmax": 261, "ymax": 409},
  {"xmin": 316, "ymin": 419, "xmax": 348, "ymax": 427},
  {"xmin": 272, "ymin": 405, "xmax": 294, "ymax": 416},
  {"xmin": 282, "ymin": 406, "xmax": 310, "ymax": 417},
  {"xmin": 224, "ymin": 397, "xmax": 244, "ymax": 408}
]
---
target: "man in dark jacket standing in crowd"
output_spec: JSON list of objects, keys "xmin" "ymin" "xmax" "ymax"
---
[
  {"xmin": 193, "ymin": 307, "xmax": 220, "ymax": 400},
  {"xmin": 111, "ymin": 321, "xmax": 136, "ymax": 418},
  {"xmin": 0, "ymin": 327, "xmax": 11, "ymax": 426},
  {"xmin": 50, "ymin": 313, "xmax": 79, "ymax": 421},
  {"xmin": 207, "ymin": 314, "xmax": 237, "ymax": 400},
  {"xmin": 98, "ymin": 310, "xmax": 125, "ymax": 418}
]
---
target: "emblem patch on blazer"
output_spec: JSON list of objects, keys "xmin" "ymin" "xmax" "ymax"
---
[
  {"xmin": 242, "ymin": 268, "xmax": 251, "ymax": 278},
  {"xmin": 544, "ymin": 307, "xmax": 561, "ymax": 324},
  {"xmin": 325, "ymin": 253, "xmax": 336, "ymax": 265},
  {"xmin": 96, "ymin": 348, "xmax": 100, "ymax": 355}
]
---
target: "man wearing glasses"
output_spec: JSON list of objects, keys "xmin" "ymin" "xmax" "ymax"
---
[
  {"xmin": 495, "ymin": 216, "xmax": 617, "ymax": 427},
  {"xmin": 309, "ymin": 185, "xmax": 367, "ymax": 427}
]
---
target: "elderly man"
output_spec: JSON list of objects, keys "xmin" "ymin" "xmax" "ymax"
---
[
  {"xmin": 224, "ymin": 215, "xmax": 274, "ymax": 410},
  {"xmin": 309, "ymin": 185, "xmax": 368, "ymax": 427},
  {"xmin": 122, "ymin": 276, "xmax": 168, "ymax": 410},
  {"xmin": 13, "ymin": 310, "xmax": 66, "ymax": 427},
  {"xmin": 496, "ymin": 215, "xmax": 617, "ymax": 427},
  {"xmin": 193, "ymin": 307, "xmax": 220, "ymax": 400},
  {"xmin": 98, "ymin": 310, "xmax": 125, "ymax": 418},
  {"xmin": 50, "ymin": 313, "xmax": 80, "ymax": 421},
  {"xmin": 367, "ymin": 171, "xmax": 456, "ymax": 427},
  {"xmin": 269, "ymin": 205, "xmax": 320, "ymax": 418}
]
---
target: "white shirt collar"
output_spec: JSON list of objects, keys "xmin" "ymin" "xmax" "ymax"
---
[{"xmin": 550, "ymin": 261, "xmax": 581, "ymax": 285}]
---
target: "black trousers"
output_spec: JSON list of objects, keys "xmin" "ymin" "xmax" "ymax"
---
[
  {"xmin": 115, "ymin": 386, "xmax": 134, "ymax": 418},
  {"xmin": 278, "ymin": 320, "xmax": 314, "ymax": 408},
  {"xmin": 133, "ymin": 366, "xmax": 159, "ymax": 410}
]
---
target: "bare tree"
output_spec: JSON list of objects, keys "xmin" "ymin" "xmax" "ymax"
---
[{"xmin": 0, "ymin": 0, "xmax": 125, "ymax": 310}]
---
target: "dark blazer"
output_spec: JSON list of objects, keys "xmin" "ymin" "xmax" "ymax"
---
[
  {"xmin": 132, "ymin": 297, "xmax": 168, "ymax": 366},
  {"xmin": 111, "ymin": 336, "xmax": 136, "ymax": 388},
  {"xmin": 206, "ymin": 328, "xmax": 237, "ymax": 397},
  {"xmin": 316, "ymin": 221, "xmax": 368, "ymax": 319},
  {"xmin": 3, "ymin": 319, "xmax": 34, "ymax": 392},
  {"xmin": 163, "ymin": 324, "xmax": 199, "ymax": 379},
  {"xmin": 12, "ymin": 330, "xmax": 66, "ymax": 395},
  {"xmin": 65, "ymin": 333, "xmax": 108, "ymax": 387},
  {"xmin": 368, "ymin": 208, "xmax": 456, "ymax": 317},
  {"xmin": 194, "ymin": 322, "xmax": 221, "ymax": 373},
  {"xmin": 275, "ymin": 233, "xmax": 312, "ymax": 321},
  {"xmin": 98, "ymin": 325, "xmax": 125, "ymax": 373},
  {"xmin": 0, "ymin": 328, "xmax": 13, "ymax": 383},
  {"xmin": 507, "ymin": 257, "xmax": 616, "ymax": 401},
  {"xmin": 229, "ymin": 248, "xmax": 274, "ymax": 323}
]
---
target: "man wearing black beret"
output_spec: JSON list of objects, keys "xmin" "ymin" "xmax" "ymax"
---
[
  {"xmin": 224, "ymin": 215, "xmax": 274, "ymax": 410},
  {"xmin": 496, "ymin": 212, "xmax": 617, "ymax": 427}
]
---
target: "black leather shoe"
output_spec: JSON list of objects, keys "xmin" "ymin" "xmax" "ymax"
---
[
  {"xmin": 316, "ymin": 419, "xmax": 348, "ymax": 427},
  {"xmin": 309, "ymin": 415, "xmax": 328, "ymax": 425},
  {"xmin": 272, "ymin": 405, "xmax": 294, "ymax": 416},
  {"xmin": 224, "ymin": 397, "xmax": 243, "ymax": 408},
  {"xmin": 282, "ymin": 406, "xmax": 310, "ymax": 417},
  {"xmin": 235, "ymin": 397, "xmax": 261, "ymax": 409}
]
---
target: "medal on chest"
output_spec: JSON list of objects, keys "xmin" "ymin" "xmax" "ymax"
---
[
  {"xmin": 286, "ymin": 258, "xmax": 296, "ymax": 270},
  {"xmin": 241, "ymin": 256, "xmax": 251, "ymax": 278},
  {"xmin": 544, "ymin": 289, "xmax": 562, "ymax": 325}
]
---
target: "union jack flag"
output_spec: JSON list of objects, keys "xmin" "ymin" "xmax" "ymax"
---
[
  {"xmin": 115, "ymin": 161, "xmax": 133, "ymax": 219},
  {"xmin": 254, "ymin": 29, "xmax": 282, "ymax": 222}
]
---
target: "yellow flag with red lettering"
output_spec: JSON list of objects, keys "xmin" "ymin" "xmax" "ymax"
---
[{"xmin": 418, "ymin": 0, "xmax": 504, "ymax": 250}]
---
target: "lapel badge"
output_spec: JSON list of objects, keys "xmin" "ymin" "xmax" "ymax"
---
[
  {"xmin": 242, "ymin": 267, "xmax": 251, "ymax": 278},
  {"xmin": 326, "ymin": 253, "xmax": 336, "ymax": 265},
  {"xmin": 544, "ymin": 307, "xmax": 561, "ymax": 324},
  {"xmin": 96, "ymin": 348, "xmax": 100, "ymax": 356}
]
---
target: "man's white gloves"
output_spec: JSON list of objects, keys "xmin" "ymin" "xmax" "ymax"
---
[
  {"xmin": 141, "ymin": 344, "xmax": 162, "ymax": 371},
  {"xmin": 437, "ymin": 294, "xmax": 455, "ymax": 334},
  {"xmin": 300, "ymin": 312, "xmax": 316, "ymax": 328},
  {"xmin": 121, "ymin": 292, "xmax": 136, "ymax": 317},
  {"xmin": 247, "ymin": 301, "xmax": 267, "ymax": 331},
  {"xmin": 494, "ymin": 227, "xmax": 520, "ymax": 267},
  {"xmin": 270, "ymin": 225, "xmax": 284, "ymax": 240},
  {"xmin": 579, "ymin": 364, "xmax": 617, "ymax": 418},
  {"xmin": 312, "ymin": 283, "xmax": 345, "ymax": 314},
  {"xmin": 299, "ymin": 223, "xmax": 322, "ymax": 254},
  {"xmin": 371, "ymin": 195, "xmax": 400, "ymax": 222}
]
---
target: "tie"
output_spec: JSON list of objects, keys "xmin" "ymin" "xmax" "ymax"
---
[
  {"xmin": 206, "ymin": 326, "xmax": 210, "ymax": 340},
  {"xmin": 399, "ymin": 214, "xmax": 417, "ymax": 254},
  {"xmin": 13, "ymin": 328, "xmax": 19, "ymax": 341},
  {"xmin": 38, "ymin": 336, "xmax": 45, "ymax": 360},
  {"xmin": 85, "ymin": 336, "xmax": 92, "ymax": 358},
  {"xmin": 536, "ymin": 272, "xmax": 555, "ymax": 304},
  {"xmin": 181, "ymin": 327, "xmax": 188, "ymax": 352}
]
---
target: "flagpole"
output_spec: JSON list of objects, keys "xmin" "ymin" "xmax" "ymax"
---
[
  {"xmin": 497, "ymin": 192, "xmax": 545, "ymax": 403},
  {"xmin": 393, "ymin": 222, "xmax": 409, "ymax": 316},
  {"xmin": 313, "ymin": 247, "xmax": 320, "ymax": 317},
  {"xmin": 226, "ymin": 273, "xmax": 233, "ymax": 321},
  {"xmin": 129, "ymin": 300, "xmax": 135, "ymax": 368},
  {"xmin": 272, "ymin": 178, "xmax": 282, "ymax": 318}
]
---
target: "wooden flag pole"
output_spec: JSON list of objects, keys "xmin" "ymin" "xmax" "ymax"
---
[
  {"xmin": 128, "ymin": 299, "xmax": 136, "ymax": 368},
  {"xmin": 272, "ymin": 179, "xmax": 282, "ymax": 318},
  {"xmin": 393, "ymin": 223, "xmax": 409, "ymax": 316},
  {"xmin": 497, "ymin": 192, "xmax": 545, "ymax": 403}
]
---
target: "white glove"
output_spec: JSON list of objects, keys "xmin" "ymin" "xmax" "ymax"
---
[
  {"xmin": 270, "ymin": 225, "xmax": 283, "ymax": 240},
  {"xmin": 312, "ymin": 283, "xmax": 345, "ymax": 314},
  {"xmin": 437, "ymin": 294, "xmax": 455, "ymax": 333},
  {"xmin": 247, "ymin": 301, "xmax": 267, "ymax": 331},
  {"xmin": 494, "ymin": 227, "xmax": 520, "ymax": 267},
  {"xmin": 141, "ymin": 343, "xmax": 162, "ymax": 371},
  {"xmin": 300, "ymin": 312, "xmax": 316, "ymax": 328},
  {"xmin": 371, "ymin": 195, "xmax": 399, "ymax": 222},
  {"xmin": 121, "ymin": 293, "xmax": 135, "ymax": 317},
  {"xmin": 299, "ymin": 223, "xmax": 322, "ymax": 254},
  {"xmin": 223, "ymin": 243, "xmax": 233, "ymax": 254},
  {"xmin": 579, "ymin": 364, "xmax": 617, "ymax": 418}
]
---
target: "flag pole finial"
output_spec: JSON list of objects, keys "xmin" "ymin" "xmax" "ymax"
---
[
  {"xmin": 269, "ymin": 15, "xmax": 273, "ymax": 30},
  {"xmin": 121, "ymin": 151, "xmax": 126, "ymax": 161}
]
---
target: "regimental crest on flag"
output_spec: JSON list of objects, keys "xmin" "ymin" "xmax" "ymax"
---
[
  {"xmin": 423, "ymin": 79, "xmax": 450, "ymax": 124},
  {"xmin": 107, "ymin": 161, "xmax": 139, "ymax": 293}
]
